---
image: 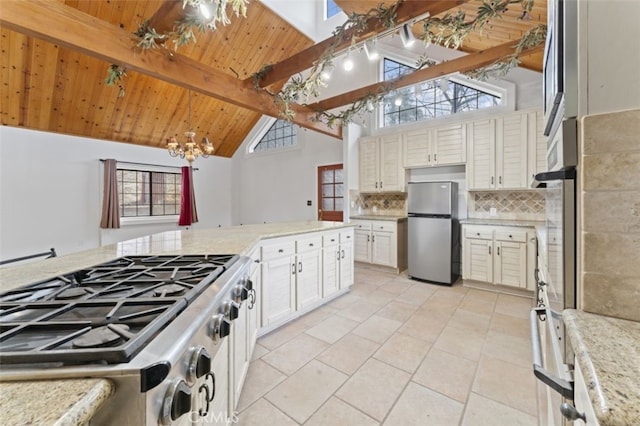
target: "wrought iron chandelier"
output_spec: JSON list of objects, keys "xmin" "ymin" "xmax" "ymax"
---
[{"xmin": 166, "ymin": 90, "xmax": 214, "ymax": 164}]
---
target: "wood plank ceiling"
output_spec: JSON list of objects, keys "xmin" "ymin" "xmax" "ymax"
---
[{"xmin": 1, "ymin": 0, "xmax": 546, "ymax": 159}]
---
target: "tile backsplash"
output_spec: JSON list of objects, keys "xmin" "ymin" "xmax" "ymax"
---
[
  {"xmin": 349, "ymin": 189, "xmax": 545, "ymax": 220},
  {"xmin": 350, "ymin": 191, "xmax": 407, "ymax": 216},
  {"xmin": 468, "ymin": 190, "xmax": 545, "ymax": 221}
]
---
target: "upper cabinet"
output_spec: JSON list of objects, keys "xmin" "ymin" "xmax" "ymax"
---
[
  {"xmin": 403, "ymin": 123, "xmax": 466, "ymax": 168},
  {"xmin": 359, "ymin": 134, "xmax": 404, "ymax": 193},
  {"xmin": 467, "ymin": 112, "xmax": 529, "ymax": 190}
]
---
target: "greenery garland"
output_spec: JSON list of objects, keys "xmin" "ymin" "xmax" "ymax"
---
[{"xmin": 106, "ymin": 0, "xmax": 249, "ymax": 95}]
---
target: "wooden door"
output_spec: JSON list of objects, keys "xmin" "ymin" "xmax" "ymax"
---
[{"xmin": 318, "ymin": 164, "xmax": 344, "ymax": 221}]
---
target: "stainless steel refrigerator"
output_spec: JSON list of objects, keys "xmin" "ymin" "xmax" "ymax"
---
[{"xmin": 407, "ymin": 181, "xmax": 459, "ymax": 285}]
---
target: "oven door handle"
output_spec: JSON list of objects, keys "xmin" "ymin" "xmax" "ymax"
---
[{"xmin": 530, "ymin": 307, "xmax": 574, "ymax": 399}]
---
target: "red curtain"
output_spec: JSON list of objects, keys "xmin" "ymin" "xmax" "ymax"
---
[{"xmin": 178, "ymin": 166, "xmax": 199, "ymax": 226}]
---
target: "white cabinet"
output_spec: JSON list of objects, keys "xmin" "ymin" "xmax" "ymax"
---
[
  {"xmin": 351, "ymin": 219, "xmax": 407, "ymax": 272},
  {"xmin": 261, "ymin": 240, "xmax": 296, "ymax": 327},
  {"xmin": 467, "ymin": 112, "xmax": 529, "ymax": 190},
  {"xmin": 462, "ymin": 225, "xmax": 535, "ymax": 290},
  {"xmin": 295, "ymin": 234, "xmax": 323, "ymax": 311},
  {"xmin": 359, "ymin": 134, "xmax": 404, "ymax": 192},
  {"xmin": 322, "ymin": 229, "xmax": 354, "ymax": 298},
  {"xmin": 403, "ymin": 123, "xmax": 466, "ymax": 168}
]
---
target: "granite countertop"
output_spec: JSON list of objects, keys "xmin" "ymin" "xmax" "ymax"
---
[
  {"xmin": 0, "ymin": 379, "xmax": 114, "ymax": 426},
  {"xmin": 460, "ymin": 218, "xmax": 545, "ymax": 228},
  {"xmin": 350, "ymin": 215, "xmax": 407, "ymax": 222},
  {"xmin": 563, "ymin": 309, "xmax": 640, "ymax": 425},
  {"xmin": 0, "ymin": 221, "xmax": 353, "ymax": 424}
]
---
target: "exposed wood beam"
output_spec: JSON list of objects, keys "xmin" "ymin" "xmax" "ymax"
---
[
  {"xmin": 0, "ymin": 0, "xmax": 341, "ymax": 139},
  {"xmin": 147, "ymin": 0, "xmax": 184, "ymax": 36},
  {"xmin": 307, "ymin": 39, "xmax": 544, "ymax": 112},
  {"xmin": 251, "ymin": 0, "xmax": 471, "ymax": 88}
]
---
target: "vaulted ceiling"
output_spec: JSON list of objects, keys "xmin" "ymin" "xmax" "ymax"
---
[{"xmin": 0, "ymin": 0, "xmax": 546, "ymax": 159}]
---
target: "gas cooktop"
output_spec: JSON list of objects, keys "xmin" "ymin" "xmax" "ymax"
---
[{"xmin": 0, "ymin": 254, "xmax": 238, "ymax": 365}]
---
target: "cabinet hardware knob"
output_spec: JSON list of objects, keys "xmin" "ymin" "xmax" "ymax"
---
[
  {"xmin": 309, "ymin": 243, "xmax": 314, "ymax": 247},
  {"xmin": 278, "ymin": 249, "xmax": 283, "ymax": 253},
  {"xmin": 477, "ymin": 232, "xmax": 480, "ymax": 236},
  {"xmin": 509, "ymin": 234, "xmax": 513, "ymax": 238},
  {"xmin": 560, "ymin": 403, "xmax": 586, "ymax": 422}
]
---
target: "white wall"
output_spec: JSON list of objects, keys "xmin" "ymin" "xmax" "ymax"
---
[
  {"xmin": 0, "ymin": 126, "xmax": 232, "ymax": 260},
  {"xmin": 231, "ymin": 127, "xmax": 343, "ymax": 225}
]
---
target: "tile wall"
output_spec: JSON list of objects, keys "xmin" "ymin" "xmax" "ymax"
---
[
  {"xmin": 350, "ymin": 191, "xmax": 407, "ymax": 216},
  {"xmin": 580, "ymin": 109, "xmax": 640, "ymax": 322}
]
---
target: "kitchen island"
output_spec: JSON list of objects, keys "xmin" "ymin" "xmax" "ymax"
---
[{"xmin": 0, "ymin": 221, "xmax": 353, "ymax": 425}]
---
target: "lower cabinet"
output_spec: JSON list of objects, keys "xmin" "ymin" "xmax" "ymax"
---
[
  {"xmin": 351, "ymin": 219, "xmax": 407, "ymax": 272},
  {"xmin": 260, "ymin": 228, "xmax": 354, "ymax": 331},
  {"xmin": 462, "ymin": 224, "xmax": 535, "ymax": 290}
]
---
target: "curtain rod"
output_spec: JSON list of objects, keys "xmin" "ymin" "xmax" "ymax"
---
[{"xmin": 99, "ymin": 159, "xmax": 198, "ymax": 171}]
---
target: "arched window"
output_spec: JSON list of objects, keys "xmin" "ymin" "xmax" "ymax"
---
[
  {"xmin": 251, "ymin": 119, "xmax": 298, "ymax": 153},
  {"xmin": 381, "ymin": 58, "xmax": 502, "ymax": 127}
]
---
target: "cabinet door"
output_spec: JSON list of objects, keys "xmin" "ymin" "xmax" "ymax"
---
[
  {"xmin": 261, "ymin": 255, "xmax": 295, "ymax": 326},
  {"xmin": 354, "ymin": 229, "xmax": 371, "ymax": 263},
  {"xmin": 528, "ymin": 109, "xmax": 547, "ymax": 183},
  {"xmin": 339, "ymin": 237, "xmax": 354, "ymax": 289},
  {"xmin": 433, "ymin": 123, "xmax": 466, "ymax": 165},
  {"xmin": 322, "ymin": 241, "xmax": 340, "ymax": 297},
  {"xmin": 464, "ymin": 237, "xmax": 493, "ymax": 283},
  {"xmin": 494, "ymin": 241, "xmax": 527, "ymax": 288},
  {"xmin": 372, "ymin": 230, "xmax": 395, "ymax": 267},
  {"xmin": 210, "ymin": 339, "xmax": 229, "ymax": 425},
  {"xmin": 359, "ymin": 137, "xmax": 379, "ymax": 192},
  {"xmin": 403, "ymin": 129, "xmax": 431, "ymax": 168},
  {"xmin": 231, "ymin": 300, "xmax": 248, "ymax": 410},
  {"xmin": 247, "ymin": 251, "xmax": 260, "ymax": 357},
  {"xmin": 496, "ymin": 113, "xmax": 528, "ymax": 189},
  {"xmin": 296, "ymin": 250, "xmax": 322, "ymax": 310},
  {"xmin": 379, "ymin": 134, "xmax": 404, "ymax": 192},
  {"xmin": 467, "ymin": 119, "xmax": 496, "ymax": 190}
]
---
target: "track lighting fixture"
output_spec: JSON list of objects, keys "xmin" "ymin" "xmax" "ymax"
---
[
  {"xmin": 364, "ymin": 40, "xmax": 379, "ymax": 61},
  {"xmin": 400, "ymin": 23, "xmax": 416, "ymax": 48}
]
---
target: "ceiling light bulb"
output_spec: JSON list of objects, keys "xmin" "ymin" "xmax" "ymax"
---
[
  {"xmin": 342, "ymin": 54, "xmax": 354, "ymax": 72},
  {"xmin": 320, "ymin": 64, "xmax": 334, "ymax": 80},
  {"xmin": 394, "ymin": 95, "xmax": 403, "ymax": 107},
  {"xmin": 400, "ymin": 23, "xmax": 416, "ymax": 48},
  {"xmin": 199, "ymin": 2, "xmax": 211, "ymax": 20},
  {"xmin": 364, "ymin": 41, "xmax": 379, "ymax": 61}
]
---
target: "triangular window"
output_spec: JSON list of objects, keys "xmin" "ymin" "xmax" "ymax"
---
[{"xmin": 251, "ymin": 119, "xmax": 298, "ymax": 153}]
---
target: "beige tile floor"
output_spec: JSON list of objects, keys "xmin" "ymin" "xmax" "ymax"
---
[{"xmin": 237, "ymin": 266, "xmax": 538, "ymax": 425}]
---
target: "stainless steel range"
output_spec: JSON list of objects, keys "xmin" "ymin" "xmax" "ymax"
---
[{"xmin": 0, "ymin": 254, "xmax": 254, "ymax": 425}]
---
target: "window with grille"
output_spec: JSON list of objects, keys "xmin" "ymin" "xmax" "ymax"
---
[
  {"xmin": 251, "ymin": 119, "xmax": 298, "ymax": 153},
  {"xmin": 381, "ymin": 58, "xmax": 502, "ymax": 127},
  {"xmin": 326, "ymin": 0, "xmax": 342, "ymax": 19},
  {"xmin": 117, "ymin": 169, "xmax": 182, "ymax": 217}
]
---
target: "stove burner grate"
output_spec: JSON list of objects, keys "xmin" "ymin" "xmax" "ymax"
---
[{"xmin": 72, "ymin": 324, "xmax": 131, "ymax": 348}]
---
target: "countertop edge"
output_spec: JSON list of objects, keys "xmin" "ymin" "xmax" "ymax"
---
[
  {"xmin": 459, "ymin": 218, "xmax": 544, "ymax": 228},
  {"xmin": 54, "ymin": 379, "xmax": 115, "ymax": 426},
  {"xmin": 349, "ymin": 215, "xmax": 407, "ymax": 222},
  {"xmin": 563, "ymin": 309, "xmax": 640, "ymax": 426}
]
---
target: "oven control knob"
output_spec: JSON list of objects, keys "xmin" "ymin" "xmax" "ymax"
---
[
  {"xmin": 210, "ymin": 314, "xmax": 231, "ymax": 342},
  {"xmin": 234, "ymin": 284, "xmax": 249, "ymax": 302},
  {"xmin": 160, "ymin": 379, "xmax": 191, "ymax": 425},
  {"xmin": 223, "ymin": 300, "xmax": 240, "ymax": 321},
  {"xmin": 244, "ymin": 278, "xmax": 253, "ymax": 291},
  {"xmin": 186, "ymin": 347, "xmax": 212, "ymax": 386}
]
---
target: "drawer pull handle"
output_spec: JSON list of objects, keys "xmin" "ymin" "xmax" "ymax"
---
[
  {"xmin": 309, "ymin": 243, "xmax": 314, "ymax": 247},
  {"xmin": 278, "ymin": 249, "xmax": 284, "ymax": 253},
  {"xmin": 331, "ymin": 239, "xmax": 335, "ymax": 242}
]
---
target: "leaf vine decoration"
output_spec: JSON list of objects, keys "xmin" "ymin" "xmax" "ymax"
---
[
  {"xmin": 466, "ymin": 23, "xmax": 547, "ymax": 80},
  {"xmin": 104, "ymin": 65, "xmax": 127, "ymax": 97},
  {"xmin": 420, "ymin": 0, "xmax": 536, "ymax": 49}
]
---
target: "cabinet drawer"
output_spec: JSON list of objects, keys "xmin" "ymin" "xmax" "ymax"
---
[
  {"xmin": 340, "ymin": 230, "xmax": 354, "ymax": 243},
  {"xmin": 494, "ymin": 229, "xmax": 528, "ymax": 243},
  {"xmin": 351, "ymin": 220, "xmax": 372, "ymax": 230},
  {"xmin": 372, "ymin": 221, "xmax": 397, "ymax": 233},
  {"xmin": 297, "ymin": 235, "xmax": 323, "ymax": 253},
  {"xmin": 261, "ymin": 240, "xmax": 295, "ymax": 260},
  {"xmin": 323, "ymin": 232, "xmax": 340, "ymax": 246},
  {"xmin": 464, "ymin": 226, "xmax": 493, "ymax": 240}
]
